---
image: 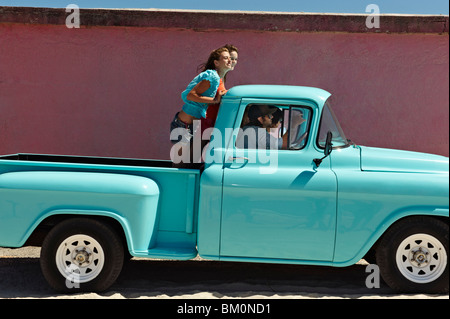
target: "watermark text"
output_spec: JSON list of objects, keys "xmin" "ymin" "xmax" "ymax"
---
[
  {"xmin": 365, "ymin": 4, "xmax": 380, "ymax": 29},
  {"xmin": 66, "ymin": 4, "xmax": 80, "ymax": 28}
]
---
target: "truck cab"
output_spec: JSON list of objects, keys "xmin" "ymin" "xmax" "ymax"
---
[{"xmin": 199, "ymin": 85, "xmax": 342, "ymax": 262}]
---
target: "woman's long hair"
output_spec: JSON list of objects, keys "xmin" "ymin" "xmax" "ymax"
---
[{"xmin": 197, "ymin": 47, "xmax": 229, "ymax": 73}]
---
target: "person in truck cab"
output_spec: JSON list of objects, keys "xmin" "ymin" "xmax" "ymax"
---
[
  {"xmin": 267, "ymin": 107, "xmax": 283, "ymax": 138},
  {"xmin": 236, "ymin": 104, "xmax": 304, "ymax": 150}
]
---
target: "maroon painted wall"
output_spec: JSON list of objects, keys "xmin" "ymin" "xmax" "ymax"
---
[{"xmin": 0, "ymin": 7, "xmax": 448, "ymax": 159}]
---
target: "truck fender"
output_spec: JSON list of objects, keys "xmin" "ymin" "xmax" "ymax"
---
[
  {"xmin": 333, "ymin": 207, "xmax": 449, "ymax": 267},
  {"xmin": 0, "ymin": 171, "xmax": 160, "ymax": 253}
]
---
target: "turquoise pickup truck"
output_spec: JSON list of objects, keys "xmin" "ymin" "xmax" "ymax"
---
[{"xmin": 0, "ymin": 85, "xmax": 448, "ymax": 294}]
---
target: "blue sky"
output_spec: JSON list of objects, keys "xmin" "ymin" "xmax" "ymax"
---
[{"xmin": 0, "ymin": 0, "xmax": 448, "ymax": 15}]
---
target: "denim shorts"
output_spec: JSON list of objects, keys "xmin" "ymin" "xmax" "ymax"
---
[{"xmin": 170, "ymin": 112, "xmax": 194, "ymax": 144}]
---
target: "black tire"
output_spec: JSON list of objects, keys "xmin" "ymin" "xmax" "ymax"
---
[
  {"xmin": 40, "ymin": 217, "xmax": 124, "ymax": 293},
  {"xmin": 376, "ymin": 216, "xmax": 448, "ymax": 294}
]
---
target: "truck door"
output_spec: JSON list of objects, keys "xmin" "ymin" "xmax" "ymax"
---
[{"xmin": 220, "ymin": 100, "xmax": 337, "ymax": 262}]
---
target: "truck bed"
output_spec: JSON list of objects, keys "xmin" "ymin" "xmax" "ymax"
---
[{"xmin": 0, "ymin": 153, "xmax": 202, "ymax": 259}]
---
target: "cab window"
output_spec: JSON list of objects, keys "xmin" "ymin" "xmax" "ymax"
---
[{"xmin": 236, "ymin": 104, "xmax": 312, "ymax": 150}]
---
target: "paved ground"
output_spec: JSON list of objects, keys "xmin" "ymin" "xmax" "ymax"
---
[{"xmin": 0, "ymin": 247, "xmax": 447, "ymax": 299}]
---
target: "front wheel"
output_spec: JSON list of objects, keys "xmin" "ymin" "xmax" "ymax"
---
[
  {"xmin": 40, "ymin": 218, "xmax": 124, "ymax": 293},
  {"xmin": 376, "ymin": 216, "xmax": 448, "ymax": 294}
]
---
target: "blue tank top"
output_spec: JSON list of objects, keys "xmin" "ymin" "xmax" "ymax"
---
[{"xmin": 181, "ymin": 69, "xmax": 220, "ymax": 118}]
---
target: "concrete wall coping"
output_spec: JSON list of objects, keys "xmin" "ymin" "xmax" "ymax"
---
[{"xmin": 0, "ymin": 6, "xmax": 448, "ymax": 34}]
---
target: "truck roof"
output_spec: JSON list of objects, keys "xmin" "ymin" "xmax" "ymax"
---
[{"xmin": 225, "ymin": 85, "xmax": 331, "ymax": 106}]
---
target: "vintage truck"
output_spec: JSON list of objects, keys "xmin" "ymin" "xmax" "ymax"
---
[{"xmin": 0, "ymin": 85, "xmax": 448, "ymax": 294}]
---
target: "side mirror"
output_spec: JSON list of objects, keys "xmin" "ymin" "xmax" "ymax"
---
[
  {"xmin": 324, "ymin": 131, "xmax": 333, "ymax": 156},
  {"xmin": 313, "ymin": 131, "xmax": 333, "ymax": 167}
]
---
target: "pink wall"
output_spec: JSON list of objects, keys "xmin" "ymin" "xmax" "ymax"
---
[{"xmin": 0, "ymin": 7, "xmax": 448, "ymax": 159}]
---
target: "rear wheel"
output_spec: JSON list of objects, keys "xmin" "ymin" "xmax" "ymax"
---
[
  {"xmin": 376, "ymin": 216, "xmax": 448, "ymax": 293},
  {"xmin": 40, "ymin": 218, "xmax": 124, "ymax": 293}
]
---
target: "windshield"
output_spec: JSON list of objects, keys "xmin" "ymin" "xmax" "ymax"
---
[{"xmin": 317, "ymin": 100, "xmax": 349, "ymax": 149}]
